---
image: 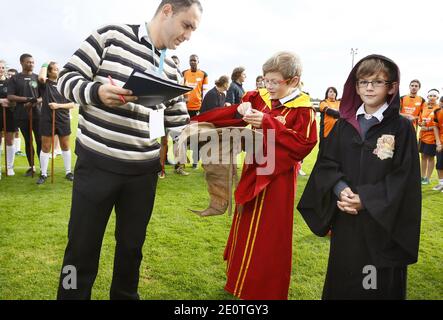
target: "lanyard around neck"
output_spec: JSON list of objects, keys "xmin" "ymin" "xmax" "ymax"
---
[{"xmin": 145, "ymin": 22, "xmax": 167, "ymax": 75}]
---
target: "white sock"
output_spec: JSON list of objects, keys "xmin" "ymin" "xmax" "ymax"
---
[
  {"xmin": 62, "ymin": 150, "xmax": 72, "ymax": 174},
  {"xmin": 14, "ymin": 138, "xmax": 21, "ymax": 153},
  {"xmin": 6, "ymin": 146, "xmax": 15, "ymax": 169},
  {"xmin": 440, "ymin": 179, "xmax": 443, "ymax": 185},
  {"xmin": 40, "ymin": 151, "xmax": 50, "ymax": 177}
]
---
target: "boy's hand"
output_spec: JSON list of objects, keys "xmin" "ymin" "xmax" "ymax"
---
[
  {"xmin": 243, "ymin": 109, "xmax": 264, "ymax": 128},
  {"xmin": 437, "ymin": 144, "xmax": 443, "ymax": 153},
  {"xmin": 337, "ymin": 188, "xmax": 363, "ymax": 215}
]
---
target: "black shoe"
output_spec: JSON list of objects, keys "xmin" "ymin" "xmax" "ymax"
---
[
  {"xmin": 36, "ymin": 175, "xmax": 48, "ymax": 185},
  {"xmin": 192, "ymin": 164, "xmax": 198, "ymax": 169},
  {"xmin": 25, "ymin": 168, "xmax": 36, "ymax": 177},
  {"xmin": 65, "ymin": 172, "xmax": 74, "ymax": 181}
]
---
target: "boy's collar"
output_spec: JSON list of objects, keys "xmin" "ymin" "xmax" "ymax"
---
[
  {"xmin": 279, "ymin": 89, "xmax": 301, "ymax": 105},
  {"xmin": 356, "ymin": 102, "xmax": 389, "ymax": 122}
]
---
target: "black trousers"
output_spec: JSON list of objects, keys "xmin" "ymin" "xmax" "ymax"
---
[
  {"xmin": 57, "ymin": 157, "xmax": 158, "ymax": 300},
  {"xmin": 17, "ymin": 118, "xmax": 41, "ymax": 168}
]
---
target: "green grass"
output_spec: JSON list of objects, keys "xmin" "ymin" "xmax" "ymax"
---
[{"xmin": 0, "ymin": 109, "xmax": 442, "ymax": 300}]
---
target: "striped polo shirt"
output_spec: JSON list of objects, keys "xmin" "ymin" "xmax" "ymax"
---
[{"xmin": 58, "ymin": 23, "xmax": 190, "ymax": 175}]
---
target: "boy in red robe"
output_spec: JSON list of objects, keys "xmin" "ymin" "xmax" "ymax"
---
[{"xmin": 193, "ymin": 51, "xmax": 317, "ymax": 299}]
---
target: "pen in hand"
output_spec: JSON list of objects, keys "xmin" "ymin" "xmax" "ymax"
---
[{"xmin": 108, "ymin": 75, "xmax": 127, "ymax": 104}]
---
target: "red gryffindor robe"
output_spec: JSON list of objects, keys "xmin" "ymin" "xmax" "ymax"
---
[{"xmin": 193, "ymin": 89, "xmax": 317, "ymax": 300}]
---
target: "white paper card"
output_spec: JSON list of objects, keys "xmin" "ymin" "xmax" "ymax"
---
[{"xmin": 149, "ymin": 109, "xmax": 165, "ymax": 139}]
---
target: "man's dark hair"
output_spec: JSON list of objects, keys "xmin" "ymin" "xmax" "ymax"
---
[
  {"xmin": 410, "ymin": 79, "xmax": 421, "ymax": 88},
  {"xmin": 155, "ymin": 0, "xmax": 203, "ymax": 16},
  {"xmin": 231, "ymin": 67, "xmax": 245, "ymax": 82},
  {"xmin": 20, "ymin": 53, "xmax": 33, "ymax": 63},
  {"xmin": 7, "ymin": 68, "xmax": 18, "ymax": 74}
]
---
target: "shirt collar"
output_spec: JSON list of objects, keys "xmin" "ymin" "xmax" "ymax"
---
[
  {"xmin": 356, "ymin": 102, "xmax": 389, "ymax": 122},
  {"xmin": 138, "ymin": 22, "xmax": 149, "ymax": 42},
  {"xmin": 279, "ymin": 89, "xmax": 301, "ymax": 105}
]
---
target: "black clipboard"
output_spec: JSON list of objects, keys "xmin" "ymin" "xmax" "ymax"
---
[{"xmin": 123, "ymin": 69, "xmax": 192, "ymax": 106}]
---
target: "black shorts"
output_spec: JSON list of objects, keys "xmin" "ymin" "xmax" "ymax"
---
[
  {"xmin": 39, "ymin": 118, "xmax": 71, "ymax": 137},
  {"xmin": 419, "ymin": 142, "xmax": 436, "ymax": 157},
  {"xmin": 437, "ymin": 151, "xmax": 443, "ymax": 170},
  {"xmin": 0, "ymin": 108, "xmax": 18, "ymax": 132}
]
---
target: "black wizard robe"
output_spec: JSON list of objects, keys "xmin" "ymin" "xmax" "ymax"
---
[{"xmin": 297, "ymin": 55, "xmax": 422, "ymax": 300}]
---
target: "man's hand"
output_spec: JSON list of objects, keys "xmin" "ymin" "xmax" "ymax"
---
[
  {"xmin": 24, "ymin": 102, "xmax": 34, "ymax": 111},
  {"xmin": 243, "ymin": 109, "xmax": 264, "ymax": 128},
  {"xmin": 0, "ymin": 98, "xmax": 9, "ymax": 108},
  {"xmin": 237, "ymin": 102, "xmax": 252, "ymax": 116},
  {"xmin": 437, "ymin": 144, "xmax": 443, "ymax": 153},
  {"xmin": 98, "ymin": 84, "xmax": 138, "ymax": 107},
  {"xmin": 337, "ymin": 187, "xmax": 363, "ymax": 215},
  {"xmin": 49, "ymin": 103, "xmax": 59, "ymax": 110}
]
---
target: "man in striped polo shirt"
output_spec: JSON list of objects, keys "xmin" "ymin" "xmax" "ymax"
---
[{"xmin": 57, "ymin": 0, "xmax": 203, "ymax": 300}]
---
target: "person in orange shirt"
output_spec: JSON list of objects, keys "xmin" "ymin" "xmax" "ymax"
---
[
  {"xmin": 418, "ymin": 89, "xmax": 440, "ymax": 185},
  {"xmin": 183, "ymin": 54, "xmax": 209, "ymax": 169},
  {"xmin": 319, "ymin": 87, "xmax": 340, "ymax": 151},
  {"xmin": 183, "ymin": 54, "xmax": 209, "ymax": 117},
  {"xmin": 432, "ymin": 96, "xmax": 443, "ymax": 191},
  {"xmin": 400, "ymin": 79, "xmax": 426, "ymax": 130}
]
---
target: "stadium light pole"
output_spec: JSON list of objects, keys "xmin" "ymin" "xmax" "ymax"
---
[{"xmin": 351, "ymin": 48, "xmax": 358, "ymax": 69}]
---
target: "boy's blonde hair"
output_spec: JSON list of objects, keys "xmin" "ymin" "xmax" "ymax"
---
[
  {"xmin": 262, "ymin": 51, "xmax": 303, "ymax": 86},
  {"xmin": 356, "ymin": 58, "xmax": 398, "ymax": 83}
]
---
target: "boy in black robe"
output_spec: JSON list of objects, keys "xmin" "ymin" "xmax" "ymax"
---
[{"xmin": 297, "ymin": 55, "xmax": 421, "ymax": 300}]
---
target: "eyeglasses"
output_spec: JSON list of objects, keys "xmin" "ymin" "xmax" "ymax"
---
[
  {"xmin": 357, "ymin": 79, "xmax": 392, "ymax": 88},
  {"xmin": 264, "ymin": 78, "xmax": 290, "ymax": 88}
]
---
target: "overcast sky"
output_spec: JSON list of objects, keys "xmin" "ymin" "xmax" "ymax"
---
[{"xmin": 2, "ymin": 0, "xmax": 442, "ymax": 99}]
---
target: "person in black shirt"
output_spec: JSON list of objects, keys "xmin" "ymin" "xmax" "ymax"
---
[
  {"xmin": 226, "ymin": 66, "xmax": 246, "ymax": 104},
  {"xmin": 5, "ymin": 68, "xmax": 24, "ymax": 157},
  {"xmin": 200, "ymin": 75, "xmax": 230, "ymax": 114},
  {"xmin": 1, "ymin": 60, "xmax": 17, "ymax": 177},
  {"xmin": 7, "ymin": 54, "xmax": 42, "ymax": 176},
  {"xmin": 36, "ymin": 62, "xmax": 76, "ymax": 185}
]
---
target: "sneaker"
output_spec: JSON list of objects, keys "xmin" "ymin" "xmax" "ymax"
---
[
  {"xmin": 36, "ymin": 175, "xmax": 48, "ymax": 185},
  {"xmin": 175, "ymin": 167, "xmax": 189, "ymax": 176},
  {"xmin": 421, "ymin": 178, "xmax": 430, "ymax": 185},
  {"xmin": 24, "ymin": 168, "xmax": 35, "ymax": 177},
  {"xmin": 15, "ymin": 151, "xmax": 26, "ymax": 157},
  {"xmin": 65, "ymin": 172, "xmax": 74, "ymax": 181},
  {"xmin": 432, "ymin": 184, "xmax": 443, "ymax": 191},
  {"xmin": 158, "ymin": 171, "xmax": 166, "ymax": 179},
  {"xmin": 192, "ymin": 164, "xmax": 198, "ymax": 170},
  {"xmin": 298, "ymin": 169, "xmax": 307, "ymax": 176},
  {"xmin": 7, "ymin": 168, "xmax": 15, "ymax": 176}
]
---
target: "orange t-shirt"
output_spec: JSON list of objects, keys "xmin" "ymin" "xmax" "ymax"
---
[
  {"xmin": 400, "ymin": 95, "xmax": 426, "ymax": 129},
  {"xmin": 183, "ymin": 69, "xmax": 209, "ymax": 111},
  {"xmin": 319, "ymin": 99, "xmax": 340, "ymax": 138},
  {"xmin": 419, "ymin": 104, "xmax": 439, "ymax": 144},
  {"xmin": 434, "ymin": 107, "xmax": 443, "ymax": 142}
]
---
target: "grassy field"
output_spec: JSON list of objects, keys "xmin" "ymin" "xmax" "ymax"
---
[{"xmin": 0, "ymin": 109, "xmax": 442, "ymax": 300}]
